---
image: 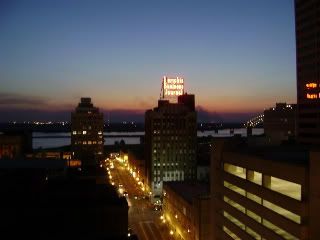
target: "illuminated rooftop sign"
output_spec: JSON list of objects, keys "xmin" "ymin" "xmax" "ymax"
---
[{"xmin": 163, "ymin": 76, "xmax": 184, "ymax": 97}]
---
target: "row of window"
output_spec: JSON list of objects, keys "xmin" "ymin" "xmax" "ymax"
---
[
  {"xmin": 74, "ymin": 141, "xmax": 103, "ymax": 145},
  {"xmin": 223, "ymin": 163, "xmax": 302, "ymax": 200},
  {"xmin": 72, "ymin": 130, "xmax": 103, "ymax": 135},
  {"xmin": 153, "ymin": 149, "xmax": 194, "ymax": 154},
  {"xmin": 223, "ymin": 191, "xmax": 301, "ymax": 224},
  {"xmin": 223, "ymin": 208, "xmax": 298, "ymax": 240}
]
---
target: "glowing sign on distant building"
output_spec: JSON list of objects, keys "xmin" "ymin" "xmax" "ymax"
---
[
  {"xmin": 306, "ymin": 93, "xmax": 318, "ymax": 99},
  {"xmin": 306, "ymin": 83, "xmax": 318, "ymax": 89},
  {"xmin": 163, "ymin": 76, "xmax": 184, "ymax": 97}
]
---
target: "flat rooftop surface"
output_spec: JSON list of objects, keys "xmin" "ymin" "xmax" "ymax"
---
[{"xmin": 164, "ymin": 181, "xmax": 209, "ymax": 204}]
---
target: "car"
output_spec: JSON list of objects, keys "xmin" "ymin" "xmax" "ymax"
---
[{"xmin": 123, "ymin": 191, "xmax": 128, "ymax": 197}]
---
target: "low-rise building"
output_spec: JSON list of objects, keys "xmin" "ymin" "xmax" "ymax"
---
[
  {"xmin": 0, "ymin": 162, "xmax": 128, "ymax": 239},
  {"xmin": 0, "ymin": 131, "xmax": 32, "ymax": 159},
  {"xmin": 163, "ymin": 181, "xmax": 210, "ymax": 240},
  {"xmin": 211, "ymin": 137, "xmax": 320, "ymax": 240}
]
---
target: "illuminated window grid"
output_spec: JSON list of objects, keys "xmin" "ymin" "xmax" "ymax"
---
[
  {"xmin": 223, "ymin": 226, "xmax": 241, "ymax": 240},
  {"xmin": 223, "ymin": 211, "xmax": 261, "ymax": 240},
  {"xmin": 223, "ymin": 163, "xmax": 302, "ymax": 201},
  {"xmin": 224, "ymin": 180, "xmax": 301, "ymax": 224},
  {"xmin": 223, "ymin": 181, "xmax": 301, "ymax": 239}
]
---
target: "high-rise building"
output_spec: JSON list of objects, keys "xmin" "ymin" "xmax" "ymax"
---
[
  {"xmin": 71, "ymin": 98, "xmax": 104, "ymax": 167},
  {"xmin": 263, "ymin": 103, "xmax": 296, "ymax": 144},
  {"xmin": 211, "ymin": 137, "xmax": 320, "ymax": 240},
  {"xmin": 145, "ymin": 93, "xmax": 197, "ymax": 199},
  {"xmin": 295, "ymin": 0, "xmax": 320, "ymax": 145}
]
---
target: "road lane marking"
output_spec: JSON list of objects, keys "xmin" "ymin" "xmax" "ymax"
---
[
  {"xmin": 139, "ymin": 221, "xmax": 149, "ymax": 240},
  {"xmin": 149, "ymin": 222, "xmax": 164, "ymax": 240}
]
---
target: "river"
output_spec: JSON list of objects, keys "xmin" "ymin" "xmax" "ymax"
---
[{"xmin": 32, "ymin": 128, "xmax": 264, "ymax": 149}]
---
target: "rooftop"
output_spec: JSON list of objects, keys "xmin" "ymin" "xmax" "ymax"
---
[
  {"xmin": 164, "ymin": 181, "xmax": 209, "ymax": 204},
  {"xmin": 220, "ymin": 137, "xmax": 311, "ymax": 165}
]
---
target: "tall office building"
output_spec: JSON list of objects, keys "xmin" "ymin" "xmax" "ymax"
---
[
  {"xmin": 145, "ymin": 93, "xmax": 197, "ymax": 199},
  {"xmin": 295, "ymin": 0, "xmax": 320, "ymax": 145},
  {"xmin": 71, "ymin": 98, "xmax": 104, "ymax": 167}
]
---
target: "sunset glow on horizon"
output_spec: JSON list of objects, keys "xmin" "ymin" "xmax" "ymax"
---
[{"xmin": 0, "ymin": 1, "xmax": 296, "ymax": 122}]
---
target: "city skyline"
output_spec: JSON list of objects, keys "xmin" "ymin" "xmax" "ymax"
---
[{"xmin": 1, "ymin": 0, "xmax": 296, "ymax": 122}]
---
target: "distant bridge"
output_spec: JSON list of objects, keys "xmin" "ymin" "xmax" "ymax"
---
[{"xmin": 244, "ymin": 113, "xmax": 264, "ymax": 128}]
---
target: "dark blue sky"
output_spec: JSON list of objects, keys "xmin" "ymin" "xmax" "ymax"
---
[{"xmin": 0, "ymin": 0, "xmax": 296, "ymax": 122}]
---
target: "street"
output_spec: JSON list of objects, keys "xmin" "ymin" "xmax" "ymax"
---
[{"xmin": 106, "ymin": 157, "xmax": 173, "ymax": 240}]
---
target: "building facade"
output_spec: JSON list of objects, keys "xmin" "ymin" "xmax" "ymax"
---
[
  {"xmin": 211, "ymin": 138, "xmax": 320, "ymax": 240},
  {"xmin": 71, "ymin": 98, "xmax": 104, "ymax": 167},
  {"xmin": 263, "ymin": 103, "xmax": 296, "ymax": 144},
  {"xmin": 0, "ymin": 131, "xmax": 32, "ymax": 160},
  {"xmin": 295, "ymin": 0, "xmax": 320, "ymax": 145},
  {"xmin": 163, "ymin": 181, "xmax": 210, "ymax": 240},
  {"xmin": 145, "ymin": 94, "xmax": 197, "ymax": 198}
]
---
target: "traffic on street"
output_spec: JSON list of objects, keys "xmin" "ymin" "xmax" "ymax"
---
[{"xmin": 103, "ymin": 154, "xmax": 173, "ymax": 240}]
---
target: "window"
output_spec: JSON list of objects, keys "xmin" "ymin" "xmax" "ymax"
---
[
  {"xmin": 223, "ymin": 196, "xmax": 245, "ymax": 213},
  {"xmin": 246, "ymin": 209, "xmax": 261, "ymax": 223},
  {"xmin": 224, "ymin": 163, "xmax": 246, "ymax": 179},
  {"xmin": 83, "ymin": 130, "xmax": 87, "ymax": 135},
  {"xmin": 247, "ymin": 170, "xmax": 262, "ymax": 185},
  {"xmin": 263, "ymin": 200, "xmax": 301, "ymax": 224},
  {"xmin": 224, "ymin": 181, "xmax": 246, "ymax": 196},
  {"xmin": 262, "ymin": 219, "xmax": 299, "ymax": 240},
  {"xmin": 223, "ymin": 226, "xmax": 240, "ymax": 240},
  {"xmin": 247, "ymin": 192, "xmax": 261, "ymax": 204},
  {"xmin": 268, "ymin": 177, "xmax": 301, "ymax": 200}
]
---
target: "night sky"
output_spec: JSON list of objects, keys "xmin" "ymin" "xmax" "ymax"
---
[{"xmin": 0, "ymin": 0, "xmax": 296, "ymax": 122}]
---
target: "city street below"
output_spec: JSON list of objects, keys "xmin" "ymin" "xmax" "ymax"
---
[{"xmin": 106, "ymin": 157, "xmax": 173, "ymax": 240}]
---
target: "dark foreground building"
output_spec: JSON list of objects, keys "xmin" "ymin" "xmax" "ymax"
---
[
  {"xmin": 295, "ymin": 0, "xmax": 320, "ymax": 145},
  {"xmin": 71, "ymin": 97, "xmax": 104, "ymax": 167},
  {"xmin": 0, "ymin": 161, "xmax": 128, "ymax": 239},
  {"xmin": 0, "ymin": 130, "xmax": 32, "ymax": 159}
]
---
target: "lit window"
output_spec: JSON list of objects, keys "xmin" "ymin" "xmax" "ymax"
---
[
  {"xmin": 83, "ymin": 131, "xmax": 87, "ymax": 135},
  {"xmin": 263, "ymin": 200, "xmax": 301, "ymax": 224},
  {"xmin": 262, "ymin": 219, "xmax": 299, "ymax": 240},
  {"xmin": 223, "ymin": 226, "xmax": 240, "ymax": 240},
  {"xmin": 98, "ymin": 131, "xmax": 102, "ymax": 135},
  {"xmin": 268, "ymin": 176, "xmax": 301, "ymax": 201},
  {"xmin": 83, "ymin": 141, "xmax": 87, "ymax": 145},
  {"xmin": 88, "ymin": 141, "xmax": 92, "ymax": 145},
  {"xmin": 72, "ymin": 131, "xmax": 77, "ymax": 135},
  {"xmin": 247, "ymin": 170, "xmax": 262, "ymax": 185},
  {"xmin": 224, "ymin": 163, "xmax": 246, "ymax": 179},
  {"xmin": 223, "ymin": 181, "xmax": 245, "ymax": 196}
]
